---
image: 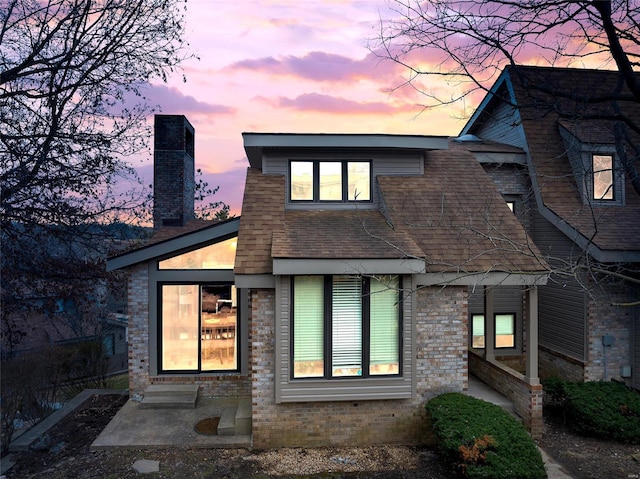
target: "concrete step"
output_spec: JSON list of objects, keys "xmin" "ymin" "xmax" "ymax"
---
[
  {"xmin": 235, "ymin": 398, "xmax": 252, "ymax": 436},
  {"xmin": 140, "ymin": 385, "xmax": 198, "ymax": 409},
  {"xmin": 216, "ymin": 401, "xmax": 237, "ymax": 436},
  {"xmin": 216, "ymin": 398, "xmax": 252, "ymax": 436}
]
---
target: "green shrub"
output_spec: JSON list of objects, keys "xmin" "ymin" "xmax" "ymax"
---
[
  {"xmin": 541, "ymin": 376, "xmax": 568, "ymax": 407},
  {"xmin": 426, "ymin": 393, "xmax": 546, "ymax": 479},
  {"xmin": 563, "ymin": 381, "xmax": 640, "ymax": 444}
]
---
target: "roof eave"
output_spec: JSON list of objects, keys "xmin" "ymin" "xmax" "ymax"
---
[
  {"xmin": 106, "ymin": 217, "xmax": 241, "ymax": 271},
  {"xmin": 242, "ymin": 133, "xmax": 450, "ymax": 169}
]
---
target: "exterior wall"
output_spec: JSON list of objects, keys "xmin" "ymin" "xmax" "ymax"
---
[
  {"xmin": 584, "ymin": 281, "xmax": 637, "ymax": 385},
  {"xmin": 473, "ymin": 98, "xmax": 527, "ymax": 149},
  {"xmin": 128, "ymin": 264, "xmax": 150, "ymax": 395},
  {"xmin": 263, "ymin": 150, "xmax": 423, "ymax": 209},
  {"xmin": 536, "ymin": 276, "xmax": 638, "ymax": 386},
  {"xmin": 469, "ymin": 286, "xmax": 525, "ymax": 357},
  {"xmin": 251, "ymin": 286, "xmax": 468, "ymax": 448},
  {"xmin": 538, "ymin": 346, "xmax": 585, "ymax": 383},
  {"xmin": 126, "ymin": 263, "xmax": 251, "ymax": 397}
]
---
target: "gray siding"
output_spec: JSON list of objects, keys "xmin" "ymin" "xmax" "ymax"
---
[
  {"xmin": 634, "ymin": 311, "xmax": 640, "ymax": 390},
  {"xmin": 533, "ymin": 209, "xmax": 587, "ymax": 360},
  {"xmin": 469, "ymin": 286, "xmax": 524, "ymax": 354},
  {"xmin": 275, "ymin": 275, "xmax": 413, "ymax": 402},
  {"xmin": 263, "ymin": 151, "xmax": 423, "ymax": 208},
  {"xmin": 473, "ymin": 102, "xmax": 527, "ymax": 149},
  {"xmin": 538, "ymin": 282, "xmax": 586, "ymax": 360}
]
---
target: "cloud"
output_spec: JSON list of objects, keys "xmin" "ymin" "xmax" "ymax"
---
[
  {"xmin": 258, "ymin": 92, "xmax": 415, "ymax": 115},
  {"xmin": 229, "ymin": 51, "xmax": 400, "ymax": 83},
  {"xmin": 145, "ymin": 84, "xmax": 236, "ymax": 116}
]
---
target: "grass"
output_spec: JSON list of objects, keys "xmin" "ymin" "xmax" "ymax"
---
[{"xmin": 105, "ymin": 373, "xmax": 129, "ymax": 390}]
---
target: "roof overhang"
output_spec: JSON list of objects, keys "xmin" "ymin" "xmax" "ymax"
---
[
  {"xmin": 272, "ymin": 258, "xmax": 426, "ymax": 276},
  {"xmin": 539, "ymin": 207, "xmax": 640, "ymax": 263},
  {"xmin": 416, "ymin": 271, "xmax": 549, "ymax": 287},
  {"xmin": 242, "ymin": 133, "xmax": 449, "ymax": 169},
  {"xmin": 106, "ymin": 217, "xmax": 241, "ymax": 271}
]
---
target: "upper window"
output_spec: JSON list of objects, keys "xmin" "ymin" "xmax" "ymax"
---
[
  {"xmin": 158, "ymin": 237, "xmax": 237, "ymax": 269},
  {"xmin": 592, "ymin": 154, "xmax": 614, "ymax": 200},
  {"xmin": 291, "ymin": 275, "xmax": 400, "ymax": 379},
  {"xmin": 290, "ymin": 160, "xmax": 371, "ymax": 202}
]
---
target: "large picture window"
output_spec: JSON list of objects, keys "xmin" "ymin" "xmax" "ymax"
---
[
  {"xmin": 160, "ymin": 283, "xmax": 238, "ymax": 373},
  {"xmin": 292, "ymin": 275, "xmax": 400, "ymax": 379},
  {"xmin": 290, "ymin": 160, "xmax": 371, "ymax": 202}
]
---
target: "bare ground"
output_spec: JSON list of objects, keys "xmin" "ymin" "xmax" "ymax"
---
[{"xmin": 3, "ymin": 393, "xmax": 640, "ymax": 478}]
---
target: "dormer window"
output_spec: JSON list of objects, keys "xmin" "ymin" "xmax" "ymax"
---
[
  {"xmin": 592, "ymin": 154, "xmax": 614, "ymax": 200},
  {"xmin": 290, "ymin": 160, "xmax": 371, "ymax": 202},
  {"xmin": 558, "ymin": 121, "xmax": 625, "ymax": 206}
]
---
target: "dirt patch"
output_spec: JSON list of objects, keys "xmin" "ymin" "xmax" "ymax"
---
[
  {"xmin": 194, "ymin": 416, "xmax": 220, "ymax": 435},
  {"xmin": 3, "ymin": 394, "xmax": 452, "ymax": 478},
  {"xmin": 536, "ymin": 411, "xmax": 640, "ymax": 479}
]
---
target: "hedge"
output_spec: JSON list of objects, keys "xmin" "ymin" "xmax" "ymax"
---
[
  {"xmin": 544, "ymin": 379, "xmax": 640, "ymax": 444},
  {"xmin": 426, "ymin": 393, "xmax": 546, "ymax": 479}
]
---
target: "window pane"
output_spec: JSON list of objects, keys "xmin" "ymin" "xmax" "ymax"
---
[
  {"xmin": 293, "ymin": 276, "xmax": 324, "ymax": 378},
  {"xmin": 291, "ymin": 161, "xmax": 314, "ymax": 200},
  {"xmin": 471, "ymin": 314, "xmax": 485, "ymax": 349},
  {"xmin": 319, "ymin": 162, "xmax": 343, "ymax": 201},
  {"xmin": 593, "ymin": 155, "xmax": 614, "ymax": 200},
  {"xmin": 201, "ymin": 285, "xmax": 237, "ymax": 371},
  {"xmin": 495, "ymin": 313, "xmax": 515, "ymax": 348},
  {"xmin": 332, "ymin": 276, "xmax": 362, "ymax": 376},
  {"xmin": 161, "ymin": 285, "xmax": 199, "ymax": 370},
  {"xmin": 370, "ymin": 276, "xmax": 399, "ymax": 375},
  {"xmin": 159, "ymin": 237, "xmax": 237, "ymax": 269},
  {"xmin": 347, "ymin": 162, "xmax": 370, "ymax": 201}
]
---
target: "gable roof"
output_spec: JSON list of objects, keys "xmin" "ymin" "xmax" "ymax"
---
[
  {"xmin": 234, "ymin": 137, "xmax": 548, "ymax": 284},
  {"xmin": 463, "ymin": 65, "xmax": 640, "ymax": 262}
]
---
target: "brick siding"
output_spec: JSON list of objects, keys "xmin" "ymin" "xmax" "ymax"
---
[
  {"xmin": 250, "ymin": 286, "xmax": 468, "ymax": 448},
  {"xmin": 125, "ymin": 265, "xmax": 251, "ymax": 397}
]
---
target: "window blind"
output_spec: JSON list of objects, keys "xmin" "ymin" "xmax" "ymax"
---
[
  {"xmin": 293, "ymin": 276, "xmax": 324, "ymax": 377},
  {"xmin": 369, "ymin": 276, "xmax": 399, "ymax": 371},
  {"xmin": 331, "ymin": 276, "xmax": 362, "ymax": 376},
  {"xmin": 495, "ymin": 314, "xmax": 514, "ymax": 335},
  {"xmin": 472, "ymin": 314, "xmax": 485, "ymax": 337}
]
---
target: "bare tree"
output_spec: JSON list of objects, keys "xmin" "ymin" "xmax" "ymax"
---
[
  {"xmin": 0, "ymin": 0, "xmax": 193, "ymax": 355},
  {"xmin": 0, "ymin": 0, "xmax": 193, "ymax": 234},
  {"xmin": 374, "ymin": 0, "xmax": 640, "ymax": 193}
]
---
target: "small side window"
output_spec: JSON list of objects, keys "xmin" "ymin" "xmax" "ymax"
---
[
  {"xmin": 592, "ymin": 154, "xmax": 614, "ymax": 200},
  {"xmin": 471, "ymin": 314, "xmax": 485, "ymax": 349},
  {"xmin": 495, "ymin": 313, "xmax": 515, "ymax": 348}
]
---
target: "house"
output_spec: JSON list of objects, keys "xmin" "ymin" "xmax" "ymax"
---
[
  {"xmin": 1, "ymin": 226, "xmax": 129, "ymax": 375},
  {"xmin": 459, "ymin": 65, "xmax": 640, "ymax": 389},
  {"xmin": 108, "ymin": 114, "xmax": 550, "ymax": 446}
]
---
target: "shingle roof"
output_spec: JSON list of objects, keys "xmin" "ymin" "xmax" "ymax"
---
[
  {"xmin": 234, "ymin": 168, "xmax": 285, "ymax": 274},
  {"xmin": 272, "ymin": 210, "xmax": 423, "ymax": 260},
  {"xmin": 379, "ymin": 149, "xmax": 545, "ymax": 274},
  {"xmin": 235, "ymin": 148, "xmax": 547, "ymax": 276},
  {"xmin": 506, "ymin": 66, "xmax": 640, "ymax": 253}
]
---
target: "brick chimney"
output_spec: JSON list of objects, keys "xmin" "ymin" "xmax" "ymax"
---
[{"xmin": 153, "ymin": 115, "xmax": 195, "ymax": 229}]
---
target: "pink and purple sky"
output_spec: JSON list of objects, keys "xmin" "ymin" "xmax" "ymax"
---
[
  {"xmin": 133, "ymin": 0, "xmax": 473, "ymax": 216},
  {"xmin": 134, "ymin": 0, "xmax": 614, "ymax": 217}
]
